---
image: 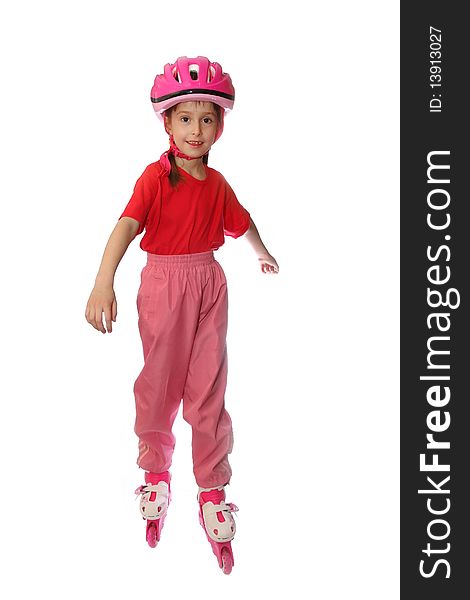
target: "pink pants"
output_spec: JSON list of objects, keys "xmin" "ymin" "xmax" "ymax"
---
[{"xmin": 133, "ymin": 251, "xmax": 233, "ymax": 488}]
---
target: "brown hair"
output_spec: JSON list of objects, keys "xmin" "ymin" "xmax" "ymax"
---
[{"xmin": 164, "ymin": 103, "xmax": 222, "ymax": 188}]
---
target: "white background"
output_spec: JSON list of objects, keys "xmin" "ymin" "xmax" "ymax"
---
[{"xmin": 0, "ymin": 1, "xmax": 399, "ymax": 598}]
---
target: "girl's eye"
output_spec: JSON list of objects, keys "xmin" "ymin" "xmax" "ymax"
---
[
  {"xmin": 203, "ymin": 118, "xmax": 213, "ymax": 124},
  {"xmin": 181, "ymin": 116, "xmax": 190, "ymax": 123}
]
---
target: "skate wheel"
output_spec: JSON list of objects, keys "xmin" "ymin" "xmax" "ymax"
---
[
  {"xmin": 146, "ymin": 522, "xmax": 158, "ymax": 548},
  {"xmin": 221, "ymin": 547, "xmax": 233, "ymax": 575}
]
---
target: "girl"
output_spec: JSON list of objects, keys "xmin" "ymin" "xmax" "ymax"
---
[{"xmin": 85, "ymin": 56, "xmax": 279, "ymax": 572}]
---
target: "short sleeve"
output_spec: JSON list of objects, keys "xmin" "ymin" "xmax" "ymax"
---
[
  {"xmin": 223, "ymin": 180, "xmax": 251, "ymax": 238},
  {"xmin": 119, "ymin": 164, "xmax": 161, "ymax": 235}
]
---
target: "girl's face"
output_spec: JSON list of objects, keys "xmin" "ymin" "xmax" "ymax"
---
[{"xmin": 164, "ymin": 101, "xmax": 218, "ymax": 159}]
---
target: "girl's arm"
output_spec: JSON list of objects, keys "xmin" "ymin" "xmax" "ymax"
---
[
  {"xmin": 85, "ymin": 217, "xmax": 140, "ymax": 333},
  {"xmin": 242, "ymin": 218, "xmax": 279, "ymax": 274}
]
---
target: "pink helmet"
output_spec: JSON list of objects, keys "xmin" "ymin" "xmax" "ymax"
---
[{"xmin": 151, "ymin": 56, "xmax": 235, "ymax": 142}]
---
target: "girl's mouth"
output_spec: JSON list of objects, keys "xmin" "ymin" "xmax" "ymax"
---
[{"xmin": 187, "ymin": 141, "xmax": 203, "ymax": 147}]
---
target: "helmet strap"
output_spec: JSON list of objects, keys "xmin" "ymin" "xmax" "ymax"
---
[
  {"xmin": 159, "ymin": 135, "xmax": 208, "ymax": 175},
  {"xmin": 168, "ymin": 135, "xmax": 201, "ymax": 161}
]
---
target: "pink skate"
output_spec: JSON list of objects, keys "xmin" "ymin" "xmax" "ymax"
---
[
  {"xmin": 198, "ymin": 486, "xmax": 239, "ymax": 574},
  {"xmin": 135, "ymin": 471, "xmax": 171, "ymax": 548}
]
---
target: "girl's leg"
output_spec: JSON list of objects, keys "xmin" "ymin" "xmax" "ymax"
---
[
  {"xmin": 134, "ymin": 258, "xmax": 199, "ymax": 473},
  {"xmin": 182, "ymin": 259, "xmax": 233, "ymax": 489}
]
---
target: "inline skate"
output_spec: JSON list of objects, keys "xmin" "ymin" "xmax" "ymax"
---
[
  {"xmin": 135, "ymin": 471, "xmax": 171, "ymax": 548},
  {"xmin": 198, "ymin": 485, "xmax": 239, "ymax": 574}
]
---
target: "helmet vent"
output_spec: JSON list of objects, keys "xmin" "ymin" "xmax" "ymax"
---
[
  {"xmin": 208, "ymin": 66, "xmax": 215, "ymax": 82},
  {"xmin": 189, "ymin": 64, "xmax": 199, "ymax": 80},
  {"xmin": 172, "ymin": 67, "xmax": 181, "ymax": 82}
]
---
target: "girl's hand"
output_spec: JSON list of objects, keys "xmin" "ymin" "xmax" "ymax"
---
[
  {"xmin": 258, "ymin": 254, "xmax": 279, "ymax": 274},
  {"xmin": 85, "ymin": 284, "xmax": 117, "ymax": 333}
]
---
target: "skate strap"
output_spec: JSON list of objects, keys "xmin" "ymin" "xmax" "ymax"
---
[
  {"xmin": 203, "ymin": 502, "xmax": 239, "ymax": 517},
  {"xmin": 134, "ymin": 483, "xmax": 169, "ymax": 498},
  {"xmin": 198, "ymin": 485, "xmax": 224, "ymax": 494}
]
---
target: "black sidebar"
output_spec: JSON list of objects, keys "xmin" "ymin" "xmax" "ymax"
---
[{"xmin": 401, "ymin": 3, "xmax": 469, "ymax": 598}]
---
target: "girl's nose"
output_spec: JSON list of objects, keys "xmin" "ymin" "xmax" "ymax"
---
[{"xmin": 192, "ymin": 122, "xmax": 201, "ymax": 135}]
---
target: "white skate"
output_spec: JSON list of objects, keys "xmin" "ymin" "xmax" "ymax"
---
[{"xmin": 135, "ymin": 477, "xmax": 171, "ymax": 547}]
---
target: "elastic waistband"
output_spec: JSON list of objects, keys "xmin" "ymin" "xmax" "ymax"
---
[{"xmin": 146, "ymin": 251, "xmax": 215, "ymax": 267}]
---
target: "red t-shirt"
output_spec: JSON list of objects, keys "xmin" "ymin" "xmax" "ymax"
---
[{"xmin": 119, "ymin": 161, "xmax": 251, "ymax": 255}]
